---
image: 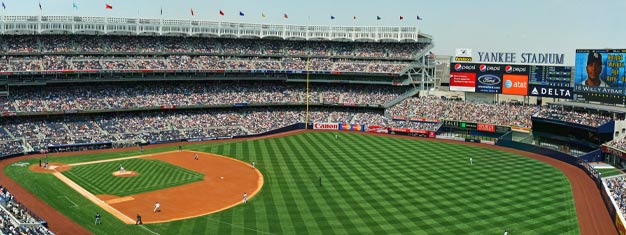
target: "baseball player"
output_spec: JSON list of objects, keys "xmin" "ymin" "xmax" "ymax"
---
[
  {"xmin": 469, "ymin": 157, "xmax": 473, "ymax": 165},
  {"xmin": 335, "ymin": 134, "xmax": 338, "ymax": 140},
  {"xmin": 136, "ymin": 214, "xmax": 143, "ymax": 225},
  {"xmin": 95, "ymin": 212, "xmax": 101, "ymax": 225},
  {"xmin": 504, "ymin": 230, "xmax": 508, "ymax": 235},
  {"xmin": 243, "ymin": 192, "xmax": 247, "ymax": 204},
  {"xmin": 154, "ymin": 201, "xmax": 161, "ymax": 212},
  {"xmin": 251, "ymin": 161, "xmax": 255, "ymax": 168},
  {"xmin": 194, "ymin": 153, "xmax": 199, "ymax": 160},
  {"xmin": 119, "ymin": 164, "xmax": 125, "ymax": 173}
]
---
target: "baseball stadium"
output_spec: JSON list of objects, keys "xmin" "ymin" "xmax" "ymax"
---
[{"xmin": 0, "ymin": 2, "xmax": 625, "ymax": 235}]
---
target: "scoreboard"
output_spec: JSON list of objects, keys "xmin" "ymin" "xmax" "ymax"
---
[
  {"xmin": 450, "ymin": 62, "xmax": 573, "ymax": 98},
  {"xmin": 529, "ymin": 66, "xmax": 572, "ymax": 87}
]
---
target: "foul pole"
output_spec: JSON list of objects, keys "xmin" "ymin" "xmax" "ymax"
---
[{"xmin": 305, "ymin": 57, "xmax": 311, "ymax": 129}]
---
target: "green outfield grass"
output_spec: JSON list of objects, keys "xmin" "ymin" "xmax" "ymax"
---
[
  {"xmin": 4, "ymin": 132, "xmax": 579, "ymax": 235},
  {"xmin": 597, "ymin": 167, "xmax": 624, "ymax": 178},
  {"xmin": 62, "ymin": 158, "xmax": 204, "ymax": 196}
]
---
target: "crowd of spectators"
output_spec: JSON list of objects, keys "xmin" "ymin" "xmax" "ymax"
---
[
  {"xmin": 3, "ymin": 82, "xmax": 408, "ymax": 113},
  {"xmin": 0, "ymin": 55, "xmax": 411, "ymax": 74},
  {"xmin": 606, "ymin": 138, "xmax": 626, "ymax": 153},
  {"xmin": 0, "ymin": 185, "xmax": 53, "ymax": 235},
  {"xmin": 0, "ymin": 107, "xmax": 393, "ymax": 155},
  {"xmin": 388, "ymin": 96, "xmax": 617, "ymax": 130},
  {"xmin": 533, "ymin": 108, "xmax": 613, "ymax": 127},
  {"xmin": 0, "ymin": 35, "xmax": 428, "ymax": 74},
  {"xmin": 606, "ymin": 176, "xmax": 626, "ymax": 218},
  {"xmin": 392, "ymin": 121, "xmax": 441, "ymax": 131}
]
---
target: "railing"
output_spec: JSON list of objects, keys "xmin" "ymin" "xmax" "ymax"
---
[{"xmin": 0, "ymin": 15, "xmax": 428, "ymax": 42}]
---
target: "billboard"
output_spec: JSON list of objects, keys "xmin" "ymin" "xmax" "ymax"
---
[
  {"xmin": 475, "ymin": 64, "xmax": 503, "ymax": 93},
  {"xmin": 450, "ymin": 63, "xmax": 477, "ymax": 92},
  {"xmin": 502, "ymin": 74, "xmax": 529, "ymax": 95},
  {"xmin": 454, "ymin": 48, "xmax": 473, "ymax": 62},
  {"xmin": 574, "ymin": 49, "xmax": 626, "ymax": 103},
  {"xmin": 528, "ymin": 84, "xmax": 573, "ymax": 99},
  {"xmin": 449, "ymin": 62, "xmax": 574, "ymax": 97}
]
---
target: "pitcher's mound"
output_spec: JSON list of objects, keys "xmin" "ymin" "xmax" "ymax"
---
[{"xmin": 112, "ymin": 171, "xmax": 138, "ymax": 177}]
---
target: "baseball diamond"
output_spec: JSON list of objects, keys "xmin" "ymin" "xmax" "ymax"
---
[{"xmin": 0, "ymin": 131, "xmax": 614, "ymax": 234}]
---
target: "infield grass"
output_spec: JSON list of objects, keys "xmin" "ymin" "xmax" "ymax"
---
[
  {"xmin": 5, "ymin": 132, "xmax": 579, "ymax": 235},
  {"xmin": 62, "ymin": 158, "xmax": 204, "ymax": 196}
]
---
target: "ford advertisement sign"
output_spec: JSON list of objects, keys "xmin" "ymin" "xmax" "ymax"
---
[{"xmin": 475, "ymin": 74, "xmax": 503, "ymax": 93}]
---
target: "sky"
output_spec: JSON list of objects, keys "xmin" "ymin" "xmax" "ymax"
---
[{"xmin": 1, "ymin": 0, "xmax": 625, "ymax": 65}]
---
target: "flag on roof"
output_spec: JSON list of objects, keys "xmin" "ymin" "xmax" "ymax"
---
[
  {"xmin": 239, "ymin": 11, "xmax": 245, "ymax": 16},
  {"xmin": 72, "ymin": 2, "xmax": 78, "ymax": 10},
  {"xmin": 261, "ymin": 12, "xmax": 266, "ymax": 18},
  {"xmin": 219, "ymin": 10, "xmax": 224, "ymax": 16},
  {"xmin": 2, "ymin": 2, "xmax": 6, "ymax": 10},
  {"xmin": 283, "ymin": 13, "xmax": 288, "ymax": 19},
  {"xmin": 330, "ymin": 16, "xmax": 335, "ymax": 20},
  {"xmin": 376, "ymin": 16, "xmax": 382, "ymax": 20},
  {"xmin": 353, "ymin": 16, "xmax": 356, "ymax": 21},
  {"xmin": 190, "ymin": 8, "xmax": 194, "ymax": 16},
  {"xmin": 417, "ymin": 15, "xmax": 423, "ymax": 20},
  {"xmin": 105, "ymin": 4, "xmax": 113, "ymax": 10},
  {"xmin": 400, "ymin": 16, "xmax": 404, "ymax": 20},
  {"xmin": 39, "ymin": 2, "xmax": 42, "ymax": 10}
]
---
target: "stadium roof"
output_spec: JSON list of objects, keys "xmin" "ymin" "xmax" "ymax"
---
[{"xmin": 0, "ymin": 15, "xmax": 432, "ymax": 43}]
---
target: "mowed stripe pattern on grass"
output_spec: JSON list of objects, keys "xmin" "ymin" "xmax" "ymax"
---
[
  {"xmin": 5, "ymin": 132, "xmax": 579, "ymax": 235},
  {"xmin": 62, "ymin": 158, "xmax": 204, "ymax": 196},
  {"xmin": 151, "ymin": 132, "xmax": 578, "ymax": 235}
]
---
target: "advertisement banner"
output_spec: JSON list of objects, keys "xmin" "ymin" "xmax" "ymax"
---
[
  {"xmin": 409, "ymin": 117, "xmax": 440, "ymax": 123},
  {"xmin": 475, "ymin": 64, "xmax": 504, "ymax": 93},
  {"xmin": 502, "ymin": 74, "xmax": 529, "ymax": 95},
  {"xmin": 313, "ymin": 123, "xmax": 339, "ymax": 130},
  {"xmin": 528, "ymin": 84, "xmax": 573, "ymax": 99},
  {"xmin": 477, "ymin": 123, "xmax": 496, "ymax": 132},
  {"xmin": 450, "ymin": 72, "xmax": 476, "ymax": 92},
  {"xmin": 450, "ymin": 63, "xmax": 477, "ymax": 92}
]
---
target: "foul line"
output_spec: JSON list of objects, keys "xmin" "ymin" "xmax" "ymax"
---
[
  {"xmin": 57, "ymin": 196, "xmax": 78, "ymax": 208},
  {"xmin": 138, "ymin": 225, "xmax": 160, "ymax": 235}
]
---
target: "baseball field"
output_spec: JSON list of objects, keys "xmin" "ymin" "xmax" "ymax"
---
[{"xmin": 4, "ymin": 131, "xmax": 583, "ymax": 234}]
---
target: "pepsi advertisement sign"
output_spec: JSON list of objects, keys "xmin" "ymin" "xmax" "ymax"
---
[
  {"xmin": 528, "ymin": 84, "xmax": 573, "ymax": 99},
  {"xmin": 453, "ymin": 63, "xmax": 477, "ymax": 72},
  {"xmin": 504, "ymin": 64, "xmax": 529, "ymax": 74},
  {"xmin": 475, "ymin": 64, "xmax": 503, "ymax": 93}
]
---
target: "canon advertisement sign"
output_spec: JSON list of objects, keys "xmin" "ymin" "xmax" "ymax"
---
[{"xmin": 313, "ymin": 123, "xmax": 339, "ymax": 130}]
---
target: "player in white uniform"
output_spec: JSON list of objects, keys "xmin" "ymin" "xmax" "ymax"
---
[
  {"xmin": 243, "ymin": 192, "xmax": 247, "ymax": 204},
  {"xmin": 153, "ymin": 201, "xmax": 161, "ymax": 212}
]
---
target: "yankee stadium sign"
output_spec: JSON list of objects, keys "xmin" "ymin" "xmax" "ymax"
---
[{"xmin": 475, "ymin": 51, "xmax": 565, "ymax": 65}]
